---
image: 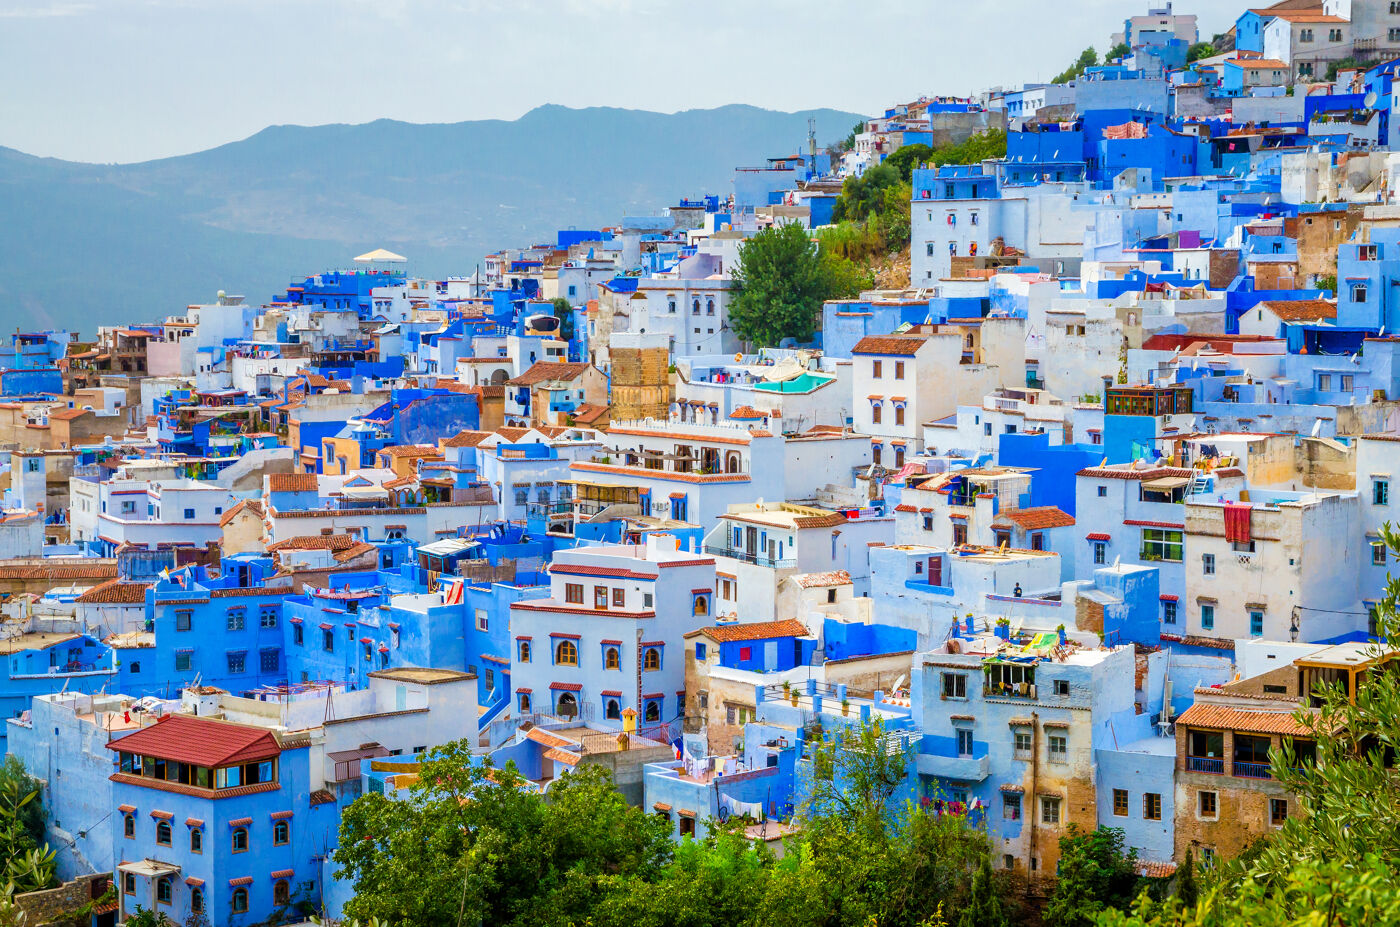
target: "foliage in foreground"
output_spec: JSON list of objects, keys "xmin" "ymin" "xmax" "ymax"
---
[
  {"xmin": 335, "ymin": 723, "xmax": 997, "ymax": 927},
  {"xmin": 729, "ymin": 221, "xmax": 868, "ymax": 347}
]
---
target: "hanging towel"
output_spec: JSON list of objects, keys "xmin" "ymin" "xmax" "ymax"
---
[{"xmin": 1223, "ymin": 503, "xmax": 1252, "ymax": 545}]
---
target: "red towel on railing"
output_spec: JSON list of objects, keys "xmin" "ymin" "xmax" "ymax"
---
[{"xmin": 1224, "ymin": 503, "xmax": 1252, "ymax": 544}]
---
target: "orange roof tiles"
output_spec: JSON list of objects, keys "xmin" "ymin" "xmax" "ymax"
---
[
  {"xmin": 852, "ymin": 336, "xmax": 925, "ymax": 356},
  {"xmin": 1176, "ymin": 702, "xmax": 1316, "ymax": 737},
  {"xmin": 997, "ymin": 506, "xmax": 1076, "ymax": 530},
  {"xmin": 690, "ymin": 619, "xmax": 812, "ymax": 643},
  {"xmin": 508, "ymin": 361, "xmax": 592, "ymax": 387},
  {"xmin": 267, "ymin": 473, "xmax": 318, "ymax": 493},
  {"xmin": 74, "ymin": 579, "xmax": 151, "ymax": 605},
  {"xmin": 106, "ymin": 714, "xmax": 282, "ymax": 766},
  {"xmin": 1260, "ymin": 299, "xmax": 1337, "ymax": 322}
]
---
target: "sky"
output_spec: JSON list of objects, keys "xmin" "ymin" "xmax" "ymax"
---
[{"xmin": 0, "ymin": 0, "xmax": 1237, "ymax": 164}]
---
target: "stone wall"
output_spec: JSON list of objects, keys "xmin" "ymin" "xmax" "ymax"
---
[
  {"xmin": 17, "ymin": 874, "xmax": 111, "ymax": 927},
  {"xmin": 610, "ymin": 347, "xmax": 672, "ymax": 421}
]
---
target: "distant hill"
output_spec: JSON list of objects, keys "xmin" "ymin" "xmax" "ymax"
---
[{"xmin": 0, "ymin": 104, "xmax": 865, "ymax": 332}]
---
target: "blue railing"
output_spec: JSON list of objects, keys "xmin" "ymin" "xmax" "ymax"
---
[
  {"xmin": 1187, "ymin": 755, "xmax": 1223, "ymax": 774},
  {"xmin": 1233, "ymin": 760, "xmax": 1272, "ymax": 780}
]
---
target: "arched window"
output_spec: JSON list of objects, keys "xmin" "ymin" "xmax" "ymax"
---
[
  {"xmin": 155, "ymin": 820, "xmax": 171, "ymax": 846},
  {"xmin": 643, "ymin": 648, "xmax": 661, "ymax": 671},
  {"xmin": 606, "ymin": 699, "xmax": 621, "ymax": 720},
  {"xmin": 231, "ymin": 826, "xmax": 249, "ymax": 853},
  {"xmin": 693, "ymin": 596, "xmax": 708, "ymax": 617},
  {"xmin": 190, "ymin": 828, "xmax": 202, "ymax": 853},
  {"xmin": 555, "ymin": 640, "xmax": 578, "ymax": 666},
  {"xmin": 692, "ymin": 299, "xmax": 701, "ymax": 315},
  {"xmin": 231, "ymin": 888, "xmax": 248, "ymax": 913},
  {"xmin": 190, "ymin": 889, "xmax": 203, "ymax": 914},
  {"xmin": 644, "ymin": 700, "xmax": 661, "ymax": 722},
  {"xmin": 518, "ymin": 692, "xmax": 532, "ymax": 713},
  {"xmin": 273, "ymin": 820, "xmax": 290, "ymax": 846},
  {"xmin": 123, "ymin": 813, "xmax": 134, "ymax": 838},
  {"xmin": 557, "ymin": 692, "xmax": 579, "ymax": 718},
  {"xmin": 155, "ymin": 877, "xmax": 172, "ymax": 905},
  {"xmin": 725, "ymin": 451, "xmax": 740, "ymax": 474},
  {"xmin": 605, "ymin": 647, "xmax": 620, "ymax": 670},
  {"xmin": 273, "ymin": 879, "xmax": 291, "ymax": 906},
  {"xmin": 518, "ymin": 640, "xmax": 531, "ymax": 663},
  {"xmin": 668, "ymin": 298, "xmax": 677, "ymax": 314},
  {"xmin": 706, "ymin": 299, "xmax": 715, "ymax": 315}
]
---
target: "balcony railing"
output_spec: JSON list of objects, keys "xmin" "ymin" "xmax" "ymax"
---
[
  {"xmin": 702, "ymin": 545, "xmax": 794, "ymax": 568},
  {"xmin": 1233, "ymin": 760, "xmax": 1272, "ymax": 780},
  {"xmin": 1186, "ymin": 755, "xmax": 1223, "ymax": 774}
]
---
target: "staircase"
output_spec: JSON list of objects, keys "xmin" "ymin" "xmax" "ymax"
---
[{"xmin": 1188, "ymin": 473, "xmax": 1211, "ymax": 496}]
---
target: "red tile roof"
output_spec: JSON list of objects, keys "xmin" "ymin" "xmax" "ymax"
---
[
  {"xmin": 852, "ymin": 335, "xmax": 925, "ymax": 356},
  {"xmin": 107, "ymin": 714, "xmax": 282, "ymax": 767},
  {"xmin": 1175, "ymin": 702, "xmax": 1316, "ymax": 736},
  {"xmin": 442, "ymin": 429, "xmax": 493, "ymax": 448},
  {"xmin": 507, "ymin": 361, "xmax": 592, "ymax": 387},
  {"xmin": 997, "ymin": 506, "xmax": 1076, "ymax": 530},
  {"xmin": 267, "ymin": 473, "xmax": 318, "ymax": 493},
  {"xmin": 1260, "ymin": 299, "xmax": 1337, "ymax": 322},
  {"xmin": 688, "ymin": 619, "xmax": 812, "ymax": 643},
  {"xmin": 74, "ymin": 579, "xmax": 150, "ymax": 605}
]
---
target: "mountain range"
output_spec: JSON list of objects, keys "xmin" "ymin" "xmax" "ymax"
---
[{"xmin": 0, "ymin": 104, "xmax": 865, "ymax": 333}]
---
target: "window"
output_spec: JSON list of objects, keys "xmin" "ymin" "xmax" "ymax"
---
[
  {"xmin": 190, "ymin": 888, "xmax": 203, "ymax": 914},
  {"xmin": 612, "ymin": 587, "xmax": 625, "ymax": 608},
  {"xmin": 594, "ymin": 586, "xmax": 609, "ymax": 609},
  {"xmin": 1317, "ymin": 374, "xmax": 1332, "ymax": 392},
  {"xmin": 1392, "ymin": 27, "xmax": 1400, "ymax": 42},
  {"xmin": 1374, "ymin": 479, "xmax": 1389, "ymax": 506},
  {"xmin": 123, "ymin": 813, "xmax": 135, "ymax": 838},
  {"xmin": 941, "ymin": 673, "xmax": 967, "ymax": 699},
  {"xmin": 1014, "ymin": 731, "xmax": 1032, "ymax": 758},
  {"xmin": 953, "ymin": 522, "xmax": 967, "ymax": 546},
  {"xmin": 695, "ymin": 642, "xmax": 707, "ymax": 661},
  {"xmin": 274, "ymin": 820, "xmax": 289, "ymax": 845},
  {"xmin": 1374, "ymin": 542, "xmax": 1387, "ymax": 567},
  {"xmin": 1203, "ymin": 553, "xmax": 1215, "ymax": 575},
  {"xmin": 1030, "ymin": 532, "xmax": 1044, "ymax": 551},
  {"xmin": 1053, "ymin": 679, "xmax": 1070, "ymax": 696},
  {"xmin": 1250, "ymin": 610, "xmax": 1265, "ymax": 637},
  {"xmin": 739, "ymin": 646, "xmax": 752, "ymax": 661},
  {"xmin": 1342, "ymin": 375, "xmax": 1354, "ymax": 392},
  {"xmin": 1144, "ymin": 792, "xmax": 1162, "ymax": 820},
  {"xmin": 1163, "ymin": 601, "xmax": 1178, "ymax": 625},
  {"xmin": 518, "ymin": 640, "xmax": 531, "ymax": 663},
  {"xmin": 605, "ymin": 646, "xmax": 620, "ymax": 669},
  {"xmin": 872, "ymin": 404, "xmax": 882, "ymax": 424},
  {"xmin": 231, "ymin": 826, "xmax": 249, "ymax": 852},
  {"xmin": 274, "ymin": 879, "xmax": 291, "ymax": 906},
  {"xmin": 872, "ymin": 360, "xmax": 883, "ymax": 378},
  {"xmin": 1097, "ymin": 485, "xmax": 1107, "ymax": 497},
  {"xmin": 518, "ymin": 692, "xmax": 531, "ymax": 713},
  {"xmin": 1201, "ymin": 604, "xmax": 1215, "ymax": 631},
  {"xmin": 183, "ymin": 508, "xmax": 195, "ymax": 520},
  {"xmin": 1048, "ymin": 734, "xmax": 1067, "ymax": 763},
  {"xmin": 956, "ymin": 728, "xmax": 974, "ymax": 757},
  {"xmin": 1141, "ymin": 528, "xmax": 1184, "ymax": 562},
  {"xmin": 894, "ymin": 406, "xmax": 905, "ymax": 426},
  {"xmin": 1040, "ymin": 795, "xmax": 1061, "ymax": 824},
  {"xmin": 231, "ymin": 888, "xmax": 248, "ymax": 914},
  {"xmin": 1112, "ymin": 789, "xmax": 1128, "ymax": 817},
  {"xmin": 190, "ymin": 828, "xmax": 202, "ymax": 853},
  {"xmin": 894, "ymin": 361, "xmax": 905, "ymax": 379},
  {"xmin": 1003, "ymin": 793, "xmax": 1021, "ymax": 820},
  {"xmin": 322, "ymin": 628, "xmax": 335, "ymax": 652},
  {"xmin": 1270, "ymin": 798, "xmax": 1288, "ymax": 826},
  {"xmin": 226, "ymin": 609, "xmax": 246, "ymax": 632},
  {"xmin": 1093, "ymin": 541, "xmax": 1106, "ymax": 565},
  {"xmin": 1299, "ymin": 28, "xmax": 1312, "ymax": 42},
  {"xmin": 476, "ymin": 609, "xmax": 489, "ymax": 631},
  {"xmin": 643, "ymin": 648, "xmax": 661, "ymax": 671},
  {"xmin": 156, "ymin": 876, "xmax": 172, "ymax": 905},
  {"xmin": 227, "ymin": 651, "xmax": 246, "ymax": 674},
  {"xmin": 175, "ymin": 651, "xmax": 192, "ymax": 672},
  {"xmin": 175, "ymin": 610, "xmax": 192, "ymax": 631},
  {"xmin": 1353, "ymin": 283, "xmax": 1368, "ymax": 303},
  {"xmin": 259, "ymin": 648, "xmax": 278, "ymax": 673},
  {"xmin": 555, "ymin": 640, "xmax": 578, "ymax": 666},
  {"xmin": 565, "ymin": 583, "xmax": 583, "ymax": 604},
  {"xmin": 1198, "ymin": 790, "xmax": 1218, "ymax": 819}
]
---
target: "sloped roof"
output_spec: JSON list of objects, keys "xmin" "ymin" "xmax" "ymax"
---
[
  {"xmin": 852, "ymin": 336, "xmax": 925, "ymax": 356},
  {"xmin": 687, "ymin": 619, "xmax": 812, "ymax": 643},
  {"xmin": 107, "ymin": 714, "xmax": 282, "ymax": 766},
  {"xmin": 1176, "ymin": 702, "xmax": 1316, "ymax": 737},
  {"xmin": 442, "ymin": 429, "xmax": 493, "ymax": 448},
  {"xmin": 1260, "ymin": 299, "xmax": 1337, "ymax": 322},
  {"xmin": 791, "ymin": 570, "xmax": 852, "ymax": 588},
  {"xmin": 507, "ymin": 361, "xmax": 592, "ymax": 387},
  {"xmin": 996, "ymin": 506, "xmax": 1076, "ymax": 530},
  {"xmin": 74, "ymin": 579, "xmax": 150, "ymax": 605},
  {"xmin": 570, "ymin": 403, "xmax": 610, "ymax": 425},
  {"xmin": 267, "ymin": 473, "xmax": 318, "ymax": 493}
]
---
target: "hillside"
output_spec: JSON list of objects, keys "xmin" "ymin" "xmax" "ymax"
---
[{"xmin": 0, "ymin": 104, "xmax": 864, "ymax": 331}]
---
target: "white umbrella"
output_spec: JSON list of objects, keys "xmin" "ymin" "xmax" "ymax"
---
[{"xmin": 353, "ymin": 248, "xmax": 408, "ymax": 263}]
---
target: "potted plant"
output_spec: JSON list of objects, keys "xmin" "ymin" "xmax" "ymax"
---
[
  {"xmin": 995, "ymin": 617, "xmax": 1011, "ymax": 640},
  {"xmin": 782, "ymin": 680, "xmax": 791, "ymax": 698},
  {"xmin": 790, "ymin": 689, "xmax": 800, "ymax": 707},
  {"xmin": 1057, "ymin": 623, "xmax": 1068, "ymax": 645},
  {"xmin": 841, "ymin": 697, "xmax": 850, "ymax": 717}
]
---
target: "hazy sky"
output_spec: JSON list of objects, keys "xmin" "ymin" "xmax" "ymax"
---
[{"xmin": 1, "ymin": 0, "xmax": 1235, "ymax": 164}]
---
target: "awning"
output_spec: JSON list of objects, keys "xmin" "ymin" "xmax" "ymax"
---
[
  {"xmin": 119, "ymin": 860, "xmax": 181, "ymax": 878},
  {"xmin": 1141, "ymin": 476, "xmax": 1189, "ymax": 491},
  {"xmin": 353, "ymin": 248, "xmax": 408, "ymax": 263}
]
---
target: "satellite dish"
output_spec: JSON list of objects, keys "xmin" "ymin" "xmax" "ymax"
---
[{"xmin": 1366, "ymin": 91, "xmax": 1380, "ymax": 109}]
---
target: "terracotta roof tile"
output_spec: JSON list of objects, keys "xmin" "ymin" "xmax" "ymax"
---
[
  {"xmin": 1175, "ymin": 702, "xmax": 1316, "ymax": 737},
  {"xmin": 74, "ymin": 579, "xmax": 150, "ymax": 605},
  {"xmin": 997, "ymin": 506, "xmax": 1076, "ymax": 530},
  {"xmin": 267, "ymin": 473, "xmax": 318, "ymax": 493},
  {"xmin": 1260, "ymin": 299, "xmax": 1337, "ymax": 323},
  {"xmin": 106, "ymin": 714, "xmax": 282, "ymax": 766},
  {"xmin": 852, "ymin": 335, "xmax": 926, "ymax": 356},
  {"xmin": 442, "ymin": 430, "xmax": 493, "ymax": 448},
  {"xmin": 507, "ymin": 361, "xmax": 592, "ymax": 387},
  {"xmin": 792, "ymin": 570, "xmax": 852, "ymax": 588},
  {"xmin": 689, "ymin": 619, "xmax": 812, "ymax": 643}
]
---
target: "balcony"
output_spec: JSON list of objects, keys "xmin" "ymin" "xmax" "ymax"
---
[
  {"xmin": 1233, "ymin": 760, "xmax": 1272, "ymax": 780},
  {"xmin": 702, "ymin": 545, "xmax": 795, "ymax": 568},
  {"xmin": 1186, "ymin": 755, "xmax": 1223, "ymax": 774}
]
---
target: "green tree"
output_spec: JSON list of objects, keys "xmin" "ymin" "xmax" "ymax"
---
[
  {"xmin": 884, "ymin": 144, "xmax": 936, "ymax": 182},
  {"xmin": 958, "ymin": 855, "xmax": 1009, "ymax": 927},
  {"xmin": 730, "ymin": 222, "xmax": 837, "ymax": 347},
  {"xmin": 832, "ymin": 163, "xmax": 900, "ymax": 224},
  {"xmin": 1053, "ymin": 47, "xmax": 1099, "ymax": 84},
  {"xmin": 0, "ymin": 761, "xmax": 53, "ymax": 894},
  {"xmin": 1044, "ymin": 826, "xmax": 1140, "ymax": 927},
  {"xmin": 1327, "ymin": 57, "xmax": 1362, "ymax": 81},
  {"xmin": 1106, "ymin": 43, "xmax": 1130, "ymax": 63},
  {"xmin": 1174, "ymin": 847, "xmax": 1197, "ymax": 910},
  {"xmin": 334, "ymin": 742, "xmax": 671, "ymax": 927},
  {"xmin": 804, "ymin": 718, "xmax": 912, "ymax": 831},
  {"xmin": 549, "ymin": 297, "xmax": 575, "ymax": 344},
  {"xmin": 1186, "ymin": 42, "xmax": 1214, "ymax": 63}
]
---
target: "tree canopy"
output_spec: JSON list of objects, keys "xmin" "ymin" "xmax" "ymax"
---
[
  {"xmin": 1053, "ymin": 47, "xmax": 1099, "ymax": 84},
  {"xmin": 730, "ymin": 222, "xmax": 864, "ymax": 347}
]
